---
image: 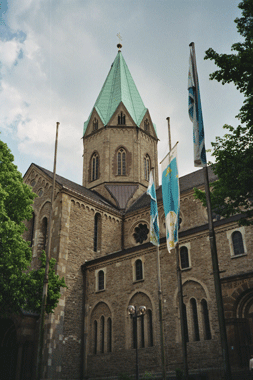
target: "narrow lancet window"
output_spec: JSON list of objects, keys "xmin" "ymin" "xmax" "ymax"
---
[{"xmin": 117, "ymin": 148, "xmax": 126, "ymax": 175}]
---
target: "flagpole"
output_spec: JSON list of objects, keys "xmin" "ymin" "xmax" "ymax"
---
[
  {"xmin": 36, "ymin": 121, "xmax": 60, "ymax": 380},
  {"xmin": 166, "ymin": 117, "xmax": 189, "ymax": 380},
  {"xmin": 156, "ymin": 242, "xmax": 167, "ymax": 380},
  {"xmin": 149, "ymin": 167, "xmax": 166, "ymax": 380},
  {"xmin": 189, "ymin": 42, "xmax": 232, "ymax": 380}
]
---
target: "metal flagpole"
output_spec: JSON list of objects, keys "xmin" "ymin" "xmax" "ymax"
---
[
  {"xmin": 36, "ymin": 121, "xmax": 60, "ymax": 380},
  {"xmin": 166, "ymin": 117, "xmax": 189, "ymax": 380},
  {"xmin": 149, "ymin": 166, "xmax": 167, "ymax": 380},
  {"xmin": 156, "ymin": 241, "xmax": 167, "ymax": 380},
  {"xmin": 189, "ymin": 42, "xmax": 232, "ymax": 380}
]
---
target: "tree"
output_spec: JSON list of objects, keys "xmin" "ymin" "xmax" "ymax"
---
[
  {"xmin": 195, "ymin": 0, "xmax": 253, "ymax": 226},
  {"xmin": 0, "ymin": 138, "xmax": 66, "ymax": 317}
]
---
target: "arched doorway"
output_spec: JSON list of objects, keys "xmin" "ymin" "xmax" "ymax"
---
[
  {"xmin": 226, "ymin": 288, "xmax": 253, "ymax": 368},
  {"xmin": 0, "ymin": 319, "xmax": 18, "ymax": 380}
]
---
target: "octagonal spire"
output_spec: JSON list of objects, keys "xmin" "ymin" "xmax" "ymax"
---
[{"xmin": 83, "ymin": 51, "xmax": 157, "ymax": 136}]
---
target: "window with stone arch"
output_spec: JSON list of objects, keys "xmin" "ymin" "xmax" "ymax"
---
[
  {"xmin": 107, "ymin": 317, "xmax": 112, "ymax": 352},
  {"xmin": 100, "ymin": 316, "xmax": 105, "ymax": 353},
  {"xmin": 94, "ymin": 320, "xmax": 98, "ymax": 354},
  {"xmin": 144, "ymin": 118, "xmax": 149, "ymax": 132},
  {"xmin": 94, "ymin": 213, "xmax": 102, "ymax": 253},
  {"xmin": 117, "ymin": 148, "xmax": 126, "ymax": 176},
  {"xmin": 135, "ymin": 259, "xmax": 143, "ymax": 281},
  {"xmin": 232, "ymin": 231, "xmax": 244, "ymax": 255},
  {"xmin": 128, "ymin": 292, "xmax": 153, "ymax": 350},
  {"xmin": 180, "ymin": 246, "xmax": 190, "ymax": 269},
  {"xmin": 118, "ymin": 111, "xmax": 125, "ymax": 125},
  {"xmin": 144, "ymin": 154, "xmax": 150, "ymax": 181},
  {"xmin": 190, "ymin": 298, "xmax": 200, "ymax": 341},
  {"xmin": 90, "ymin": 152, "xmax": 99, "ymax": 182},
  {"xmin": 201, "ymin": 299, "xmax": 211, "ymax": 340},
  {"xmin": 93, "ymin": 117, "xmax": 98, "ymax": 131},
  {"xmin": 90, "ymin": 302, "xmax": 112, "ymax": 355},
  {"xmin": 98, "ymin": 270, "xmax": 104, "ymax": 291}
]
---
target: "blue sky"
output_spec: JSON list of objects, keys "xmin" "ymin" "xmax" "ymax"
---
[{"xmin": 0, "ymin": 0, "xmax": 243, "ymax": 185}]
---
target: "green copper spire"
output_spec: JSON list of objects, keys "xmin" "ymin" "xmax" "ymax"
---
[{"xmin": 83, "ymin": 51, "xmax": 157, "ymax": 136}]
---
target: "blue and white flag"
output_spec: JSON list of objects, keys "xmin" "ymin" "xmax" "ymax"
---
[
  {"xmin": 188, "ymin": 42, "xmax": 207, "ymax": 167},
  {"xmin": 161, "ymin": 144, "xmax": 180, "ymax": 252},
  {"xmin": 147, "ymin": 170, "xmax": 159, "ymax": 246}
]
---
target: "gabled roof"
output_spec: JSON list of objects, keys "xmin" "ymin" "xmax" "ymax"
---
[
  {"xmin": 126, "ymin": 167, "xmax": 217, "ymax": 213},
  {"xmin": 83, "ymin": 51, "xmax": 157, "ymax": 136},
  {"xmin": 27, "ymin": 164, "xmax": 120, "ymax": 213}
]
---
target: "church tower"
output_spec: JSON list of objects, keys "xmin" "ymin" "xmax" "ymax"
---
[{"xmin": 82, "ymin": 46, "xmax": 159, "ymax": 209}]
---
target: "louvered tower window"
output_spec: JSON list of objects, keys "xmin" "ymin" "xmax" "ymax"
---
[
  {"xmin": 93, "ymin": 118, "xmax": 98, "ymax": 131},
  {"xmin": 144, "ymin": 119, "xmax": 149, "ymax": 132},
  {"xmin": 117, "ymin": 148, "xmax": 126, "ymax": 175},
  {"xmin": 91, "ymin": 152, "xmax": 99, "ymax": 181},
  {"xmin": 144, "ymin": 154, "xmax": 150, "ymax": 181},
  {"xmin": 118, "ymin": 112, "xmax": 125, "ymax": 125}
]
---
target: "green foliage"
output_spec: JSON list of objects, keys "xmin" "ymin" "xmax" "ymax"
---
[
  {"xmin": 25, "ymin": 251, "xmax": 67, "ymax": 314},
  {"xmin": 0, "ymin": 138, "xmax": 66, "ymax": 317},
  {"xmin": 196, "ymin": 0, "xmax": 253, "ymax": 225}
]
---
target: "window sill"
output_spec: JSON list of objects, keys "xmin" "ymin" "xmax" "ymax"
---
[
  {"xmin": 95, "ymin": 289, "xmax": 106, "ymax": 293},
  {"xmin": 231, "ymin": 253, "xmax": 247, "ymax": 259},
  {"xmin": 181, "ymin": 266, "xmax": 191, "ymax": 271},
  {"xmin": 133, "ymin": 279, "xmax": 144, "ymax": 284}
]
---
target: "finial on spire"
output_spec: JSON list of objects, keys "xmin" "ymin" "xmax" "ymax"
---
[{"xmin": 117, "ymin": 32, "xmax": 122, "ymax": 51}]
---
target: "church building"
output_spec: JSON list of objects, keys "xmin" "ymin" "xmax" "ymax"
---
[{"xmin": 3, "ymin": 46, "xmax": 253, "ymax": 380}]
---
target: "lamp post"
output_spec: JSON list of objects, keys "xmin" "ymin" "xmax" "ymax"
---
[{"xmin": 127, "ymin": 305, "xmax": 147, "ymax": 380}]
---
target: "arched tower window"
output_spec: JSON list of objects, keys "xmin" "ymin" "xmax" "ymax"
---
[
  {"xmin": 94, "ymin": 213, "xmax": 101, "ymax": 253},
  {"xmin": 144, "ymin": 118, "xmax": 149, "ymax": 132},
  {"xmin": 144, "ymin": 154, "xmax": 150, "ymax": 181},
  {"xmin": 135, "ymin": 259, "xmax": 143, "ymax": 281},
  {"xmin": 93, "ymin": 118, "xmax": 98, "ymax": 131},
  {"xmin": 91, "ymin": 152, "xmax": 99, "ymax": 182},
  {"xmin": 180, "ymin": 246, "xmax": 189, "ymax": 269},
  {"xmin": 191, "ymin": 298, "xmax": 200, "ymax": 341},
  {"xmin": 98, "ymin": 270, "xmax": 104, "ymax": 291},
  {"xmin": 118, "ymin": 112, "xmax": 125, "ymax": 125},
  {"xmin": 117, "ymin": 148, "xmax": 126, "ymax": 176},
  {"xmin": 232, "ymin": 231, "xmax": 244, "ymax": 255},
  {"xmin": 201, "ymin": 299, "xmax": 211, "ymax": 340}
]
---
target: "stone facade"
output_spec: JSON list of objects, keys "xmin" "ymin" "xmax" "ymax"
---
[{"xmin": 3, "ymin": 49, "xmax": 253, "ymax": 380}]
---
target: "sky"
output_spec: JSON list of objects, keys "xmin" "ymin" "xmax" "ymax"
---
[{"xmin": 0, "ymin": 0, "xmax": 244, "ymax": 186}]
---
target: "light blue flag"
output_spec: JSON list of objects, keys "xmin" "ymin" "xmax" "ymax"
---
[
  {"xmin": 147, "ymin": 170, "xmax": 159, "ymax": 246},
  {"xmin": 161, "ymin": 145, "xmax": 180, "ymax": 252},
  {"xmin": 188, "ymin": 42, "xmax": 207, "ymax": 167}
]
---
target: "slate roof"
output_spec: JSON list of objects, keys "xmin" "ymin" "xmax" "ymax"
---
[
  {"xmin": 29, "ymin": 164, "xmax": 216, "ymax": 214},
  {"xmin": 83, "ymin": 51, "xmax": 157, "ymax": 136},
  {"xmin": 32, "ymin": 164, "xmax": 119, "ymax": 212},
  {"xmin": 126, "ymin": 166, "xmax": 217, "ymax": 213}
]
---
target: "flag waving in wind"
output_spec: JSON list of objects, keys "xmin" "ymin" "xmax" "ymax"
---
[
  {"xmin": 147, "ymin": 170, "xmax": 159, "ymax": 246},
  {"xmin": 161, "ymin": 144, "xmax": 180, "ymax": 252},
  {"xmin": 188, "ymin": 42, "xmax": 207, "ymax": 167}
]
